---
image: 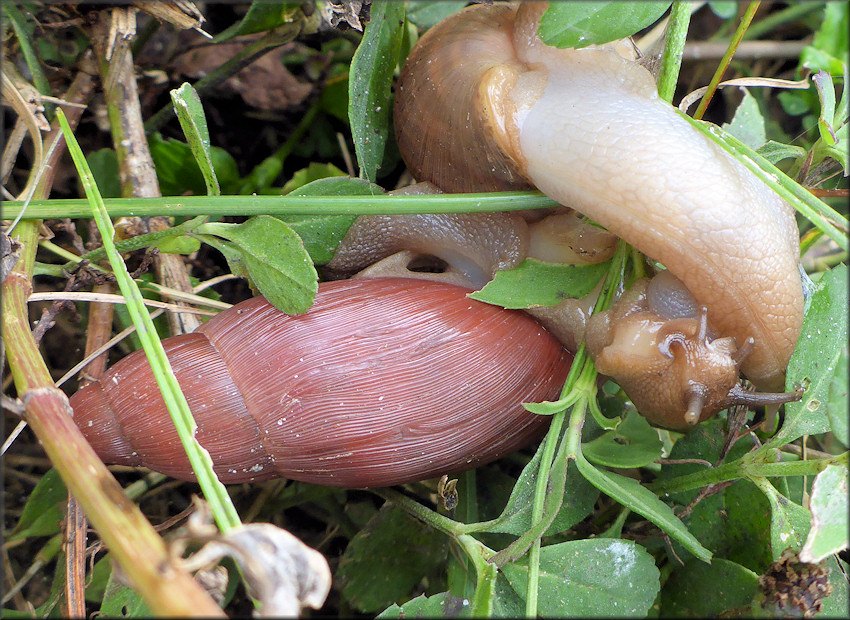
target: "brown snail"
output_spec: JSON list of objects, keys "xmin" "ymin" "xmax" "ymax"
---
[
  {"xmin": 68, "ymin": 1, "xmax": 806, "ymax": 487},
  {"xmin": 70, "ymin": 278, "xmax": 572, "ymax": 487},
  {"xmin": 391, "ymin": 1, "xmax": 804, "ymax": 428}
]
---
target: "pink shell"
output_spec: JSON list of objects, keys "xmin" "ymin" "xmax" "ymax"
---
[{"xmin": 70, "ymin": 278, "xmax": 572, "ymax": 487}]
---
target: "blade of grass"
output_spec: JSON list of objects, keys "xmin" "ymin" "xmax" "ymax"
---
[
  {"xmin": 693, "ymin": 1, "xmax": 761, "ymax": 120},
  {"xmin": 681, "ymin": 115, "xmax": 848, "ymax": 250},
  {"xmin": 55, "ymin": 108, "xmax": 241, "ymax": 533},
  {"xmin": 3, "ymin": 3, "xmax": 55, "ymax": 118},
  {"xmin": 656, "ymin": 1, "xmax": 692, "ymax": 104},
  {"xmin": 171, "ymin": 83, "xmax": 220, "ymax": 196}
]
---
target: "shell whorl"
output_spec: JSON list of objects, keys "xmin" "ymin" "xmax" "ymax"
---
[
  {"xmin": 394, "ymin": 3, "xmax": 531, "ymax": 193},
  {"xmin": 71, "ymin": 278, "xmax": 572, "ymax": 487}
]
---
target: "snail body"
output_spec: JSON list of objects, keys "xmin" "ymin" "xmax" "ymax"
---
[
  {"xmin": 393, "ymin": 2, "xmax": 804, "ymax": 424},
  {"xmin": 70, "ymin": 278, "xmax": 572, "ymax": 487},
  {"xmin": 584, "ymin": 276, "xmax": 800, "ymax": 429},
  {"xmin": 69, "ymin": 3, "xmax": 807, "ymax": 483}
]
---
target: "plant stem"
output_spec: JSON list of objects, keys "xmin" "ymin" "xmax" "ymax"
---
[
  {"xmin": 58, "ymin": 216, "xmax": 206, "ymax": 269},
  {"xmin": 524, "ymin": 407, "xmax": 568, "ymax": 618},
  {"xmin": 57, "ymin": 109, "xmax": 242, "ymax": 534},
  {"xmin": 656, "ymin": 1, "xmax": 692, "ymax": 104},
  {"xmin": 3, "ymin": 221, "xmax": 223, "ymax": 617},
  {"xmin": 693, "ymin": 1, "xmax": 761, "ymax": 120},
  {"xmin": 647, "ymin": 449, "xmax": 846, "ymax": 495},
  {"xmin": 370, "ymin": 487, "xmax": 464, "ymax": 538},
  {"xmin": 5, "ymin": 192, "xmax": 561, "ymax": 220}
]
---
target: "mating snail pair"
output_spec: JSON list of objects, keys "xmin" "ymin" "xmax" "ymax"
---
[{"xmin": 69, "ymin": 2, "xmax": 805, "ymax": 488}]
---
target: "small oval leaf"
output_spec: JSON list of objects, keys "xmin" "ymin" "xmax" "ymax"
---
[{"xmin": 538, "ymin": 2, "xmax": 672, "ymax": 49}]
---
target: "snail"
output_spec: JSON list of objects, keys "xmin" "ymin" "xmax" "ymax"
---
[
  {"xmin": 391, "ymin": 1, "xmax": 804, "ymax": 427},
  {"xmin": 68, "ymin": 2, "xmax": 806, "ymax": 486},
  {"xmin": 70, "ymin": 277, "xmax": 572, "ymax": 487},
  {"xmin": 326, "ymin": 207, "xmax": 801, "ymax": 430}
]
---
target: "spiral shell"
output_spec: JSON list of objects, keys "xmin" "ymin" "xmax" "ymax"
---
[
  {"xmin": 394, "ymin": 3, "xmax": 531, "ymax": 193},
  {"xmin": 71, "ymin": 278, "xmax": 572, "ymax": 487}
]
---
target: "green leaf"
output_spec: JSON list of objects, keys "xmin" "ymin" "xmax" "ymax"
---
[
  {"xmin": 215, "ymin": 2, "xmax": 302, "ymax": 42},
  {"xmin": 0, "ymin": 610, "xmax": 41, "ymax": 618},
  {"xmin": 696, "ymin": 480, "xmax": 776, "ymax": 571},
  {"xmin": 100, "ymin": 570, "xmax": 153, "ymax": 617},
  {"xmin": 8, "ymin": 468, "xmax": 66, "ymax": 542},
  {"xmin": 151, "ymin": 235, "xmax": 201, "ymax": 255},
  {"xmin": 85, "ymin": 555, "xmax": 113, "ymax": 603},
  {"xmin": 538, "ymin": 1, "xmax": 671, "ymax": 49},
  {"xmin": 208, "ymin": 215, "xmax": 318, "ymax": 314},
  {"xmin": 812, "ymin": 1, "xmax": 849, "ymax": 58},
  {"xmin": 281, "ymin": 162, "xmax": 346, "ymax": 194},
  {"xmin": 148, "ymin": 134, "xmax": 239, "ymax": 196},
  {"xmin": 660, "ymin": 558, "xmax": 759, "ymax": 617},
  {"xmin": 319, "ymin": 73, "xmax": 350, "ymax": 124},
  {"xmin": 773, "ymin": 265, "xmax": 848, "ymax": 446},
  {"xmin": 801, "ymin": 48, "xmax": 847, "ymax": 79},
  {"xmin": 582, "ymin": 410, "xmax": 663, "ymax": 469},
  {"xmin": 492, "ymin": 573, "xmax": 527, "ymax": 616},
  {"xmin": 756, "ymin": 140, "xmax": 807, "ymax": 165},
  {"xmin": 751, "ymin": 477, "xmax": 812, "ymax": 559},
  {"xmin": 339, "ymin": 504, "xmax": 448, "ymax": 613},
  {"xmin": 500, "ymin": 539, "xmax": 660, "ymax": 616},
  {"xmin": 277, "ymin": 176, "xmax": 384, "ymax": 264},
  {"xmin": 484, "ymin": 440, "xmax": 598, "ymax": 536},
  {"xmin": 813, "ymin": 71, "xmax": 838, "ymax": 146},
  {"xmin": 574, "ymin": 452, "xmax": 712, "ymax": 562},
  {"xmin": 348, "ymin": 0, "xmax": 405, "ymax": 182},
  {"xmin": 170, "ymin": 83, "xmax": 219, "ymax": 196},
  {"xmin": 378, "ymin": 593, "xmax": 473, "ymax": 618},
  {"xmin": 721, "ymin": 88, "xmax": 766, "ymax": 149},
  {"xmin": 488, "ymin": 433, "xmax": 578, "ymax": 566},
  {"xmin": 707, "ymin": 2, "xmax": 738, "ymax": 19},
  {"xmin": 468, "ymin": 259, "xmax": 610, "ymax": 309},
  {"xmin": 800, "ymin": 1, "xmax": 849, "ymax": 75},
  {"xmin": 800, "ymin": 464, "xmax": 849, "ymax": 563},
  {"xmin": 657, "ymin": 424, "xmax": 776, "ymax": 571},
  {"xmin": 821, "ymin": 554, "xmax": 850, "ymax": 617},
  {"xmin": 85, "ymin": 149, "xmax": 121, "ymax": 199},
  {"xmin": 405, "ymin": 2, "xmax": 467, "ymax": 28},
  {"xmin": 778, "ymin": 89, "xmax": 813, "ymax": 116},
  {"xmin": 827, "ymin": 346, "xmax": 848, "ymax": 447}
]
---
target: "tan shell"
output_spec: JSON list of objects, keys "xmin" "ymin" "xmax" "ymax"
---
[{"xmin": 394, "ymin": 3, "xmax": 531, "ymax": 192}]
